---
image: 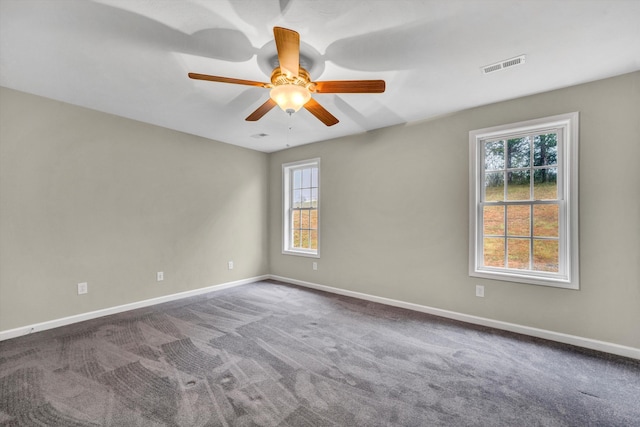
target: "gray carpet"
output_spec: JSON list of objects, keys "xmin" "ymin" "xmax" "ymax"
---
[{"xmin": 0, "ymin": 280, "xmax": 638, "ymax": 426}]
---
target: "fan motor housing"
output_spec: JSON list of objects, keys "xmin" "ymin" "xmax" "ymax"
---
[{"xmin": 270, "ymin": 66, "xmax": 315, "ymax": 91}]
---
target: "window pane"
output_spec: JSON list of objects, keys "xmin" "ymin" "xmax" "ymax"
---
[
  {"xmin": 293, "ymin": 169, "xmax": 302, "ymax": 189},
  {"xmin": 293, "ymin": 189, "xmax": 302, "ymax": 208},
  {"xmin": 533, "ymin": 205, "xmax": 558, "ymax": 237},
  {"xmin": 293, "ymin": 229, "xmax": 301, "ymax": 248},
  {"xmin": 310, "ymin": 230, "xmax": 318, "ymax": 250},
  {"xmin": 292, "ymin": 210, "xmax": 301, "ymax": 229},
  {"xmin": 534, "ymin": 133, "xmax": 558, "ymax": 166},
  {"xmin": 484, "ymin": 140, "xmax": 504, "ymax": 170},
  {"xmin": 534, "ymin": 168, "xmax": 557, "ymax": 200},
  {"xmin": 302, "ymin": 189, "xmax": 311, "ymax": 206},
  {"xmin": 506, "ymin": 170, "xmax": 530, "ymax": 200},
  {"xmin": 483, "ymin": 237, "xmax": 505, "ymax": 267},
  {"xmin": 507, "ymin": 137, "xmax": 530, "ymax": 168},
  {"xmin": 300, "ymin": 210, "xmax": 310, "ymax": 228},
  {"xmin": 533, "ymin": 239, "xmax": 559, "ymax": 272},
  {"xmin": 483, "ymin": 205, "xmax": 504, "ymax": 236},
  {"xmin": 311, "ymin": 167, "xmax": 318, "ymax": 187},
  {"xmin": 302, "ymin": 168, "xmax": 311, "ymax": 188},
  {"xmin": 507, "ymin": 238, "xmax": 530, "ymax": 270},
  {"xmin": 310, "ymin": 209, "xmax": 318, "ymax": 230},
  {"xmin": 484, "ymin": 172, "xmax": 504, "ymax": 201},
  {"xmin": 311, "ymin": 188, "xmax": 318, "ymax": 207},
  {"xmin": 300, "ymin": 230, "xmax": 310, "ymax": 249},
  {"xmin": 507, "ymin": 205, "xmax": 530, "ymax": 236}
]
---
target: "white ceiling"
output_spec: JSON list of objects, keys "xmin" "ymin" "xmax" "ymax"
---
[{"xmin": 1, "ymin": 0, "xmax": 639, "ymax": 153}]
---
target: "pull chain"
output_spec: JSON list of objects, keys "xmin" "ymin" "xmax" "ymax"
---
[{"xmin": 286, "ymin": 112, "xmax": 292, "ymax": 148}]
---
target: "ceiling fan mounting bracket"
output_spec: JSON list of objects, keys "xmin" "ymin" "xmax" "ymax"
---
[{"xmin": 257, "ymin": 41, "xmax": 324, "ymax": 79}]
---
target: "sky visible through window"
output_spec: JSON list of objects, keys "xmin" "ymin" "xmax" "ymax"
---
[{"xmin": 292, "ymin": 167, "xmax": 318, "ymax": 208}]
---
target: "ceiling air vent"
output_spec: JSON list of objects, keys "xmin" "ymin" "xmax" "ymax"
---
[{"xmin": 482, "ymin": 55, "xmax": 526, "ymax": 75}]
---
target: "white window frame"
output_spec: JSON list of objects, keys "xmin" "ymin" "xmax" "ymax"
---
[
  {"xmin": 283, "ymin": 158, "xmax": 320, "ymax": 258},
  {"xmin": 469, "ymin": 112, "xmax": 579, "ymax": 289}
]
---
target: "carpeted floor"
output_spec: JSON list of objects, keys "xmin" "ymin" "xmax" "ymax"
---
[{"xmin": 0, "ymin": 280, "xmax": 638, "ymax": 426}]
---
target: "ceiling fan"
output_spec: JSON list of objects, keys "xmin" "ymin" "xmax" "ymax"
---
[{"xmin": 188, "ymin": 27, "xmax": 385, "ymax": 126}]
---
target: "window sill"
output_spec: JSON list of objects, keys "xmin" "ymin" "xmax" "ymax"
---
[
  {"xmin": 282, "ymin": 249, "xmax": 320, "ymax": 259},
  {"xmin": 470, "ymin": 269, "xmax": 578, "ymax": 290}
]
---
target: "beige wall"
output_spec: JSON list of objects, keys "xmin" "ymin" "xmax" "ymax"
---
[
  {"xmin": 269, "ymin": 72, "xmax": 640, "ymax": 349},
  {"xmin": 0, "ymin": 87, "xmax": 269, "ymax": 331}
]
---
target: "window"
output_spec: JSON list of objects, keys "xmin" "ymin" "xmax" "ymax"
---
[
  {"xmin": 469, "ymin": 113, "xmax": 579, "ymax": 289},
  {"xmin": 283, "ymin": 158, "xmax": 320, "ymax": 257}
]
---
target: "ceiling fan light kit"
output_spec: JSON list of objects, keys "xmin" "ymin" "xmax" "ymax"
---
[
  {"xmin": 270, "ymin": 84, "xmax": 310, "ymax": 114},
  {"xmin": 188, "ymin": 27, "xmax": 385, "ymax": 126}
]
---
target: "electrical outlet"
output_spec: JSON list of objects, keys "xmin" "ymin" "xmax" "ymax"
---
[
  {"xmin": 77, "ymin": 282, "xmax": 88, "ymax": 295},
  {"xmin": 476, "ymin": 285, "xmax": 485, "ymax": 298},
  {"xmin": 228, "ymin": 261, "xmax": 234, "ymax": 270},
  {"xmin": 157, "ymin": 271, "xmax": 164, "ymax": 281},
  {"xmin": 312, "ymin": 262, "xmax": 318, "ymax": 271}
]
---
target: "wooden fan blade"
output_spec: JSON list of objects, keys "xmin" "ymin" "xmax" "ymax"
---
[
  {"xmin": 274, "ymin": 27, "xmax": 300, "ymax": 78},
  {"xmin": 188, "ymin": 73, "xmax": 269, "ymax": 88},
  {"xmin": 313, "ymin": 80, "xmax": 386, "ymax": 93},
  {"xmin": 246, "ymin": 98, "xmax": 277, "ymax": 121},
  {"xmin": 304, "ymin": 98, "xmax": 339, "ymax": 126}
]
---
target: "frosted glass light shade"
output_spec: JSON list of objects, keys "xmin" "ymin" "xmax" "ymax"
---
[{"xmin": 270, "ymin": 84, "xmax": 311, "ymax": 113}]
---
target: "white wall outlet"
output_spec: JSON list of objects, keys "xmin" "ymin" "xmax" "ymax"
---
[
  {"xmin": 228, "ymin": 261, "xmax": 234, "ymax": 270},
  {"xmin": 312, "ymin": 262, "xmax": 318, "ymax": 271},
  {"xmin": 77, "ymin": 282, "xmax": 88, "ymax": 295},
  {"xmin": 157, "ymin": 271, "xmax": 164, "ymax": 281},
  {"xmin": 476, "ymin": 285, "xmax": 485, "ymax": 298}
]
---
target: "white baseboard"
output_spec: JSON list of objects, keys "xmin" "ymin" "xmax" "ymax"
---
[
  {"xmin": 0, "ymin": 275, "xmax": 269, "ymax": 342},
  {"xmin": 269, "ymin": 275, "xmax": 640, "ymax": 360},
  {"xmin": 3, "ymin": 273, "xmax": 638, "ymax": 360}
]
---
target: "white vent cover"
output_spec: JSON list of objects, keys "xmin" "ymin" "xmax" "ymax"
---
[{"xmin": 482, "ymin": 55, "xmax": 526, "ymax": 74}]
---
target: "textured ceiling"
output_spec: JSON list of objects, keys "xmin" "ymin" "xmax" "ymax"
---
[{"xmin": 1, "ymin": 0, "xmax": 639, "ymax": 152}]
